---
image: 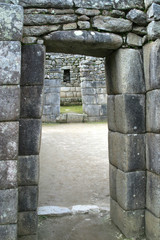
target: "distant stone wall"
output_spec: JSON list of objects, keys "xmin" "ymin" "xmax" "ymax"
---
[{"xmin": 43, "ymin": 53, "xmax": 106, "ymax": 122}]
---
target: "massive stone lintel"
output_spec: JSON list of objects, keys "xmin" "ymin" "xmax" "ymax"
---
[{"xmin": 44, "ymin": 30, "xmax": 123, "ymax": 57}]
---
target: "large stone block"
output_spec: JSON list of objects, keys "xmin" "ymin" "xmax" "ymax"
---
[
  {"xmin": 110, "ymin": 198, "xmax": 145, "ymax": 238},
  {"xmin": 18, "ymin": 212, "xmax": 37, "ymax": 236},
  {"xmin": 146, "ymin": 133, "xmax": 160, "ymax": 175},
  {"xmin": 19, "ymin": 119, "xmax": 42, "ymax": 155},
  {"xmin": 93, "ymin": 16, "xmax": 132, "ymax": 33},
  {"xmin": 145, "ymin": 0, "xmax": 160, "ymax": 8},
  {"xmin": 21, "ymin": 45, "xmax": 45, "ymax": 86},
  {"xmin": 0, "ymin": 161, "xmax": 17, "ymax": 189},
  {"xmin": 83, "ymin": 104, "xmax": 100, "ymax": 116},
  {"xmin": 20, "ymin": 86, "xmax": 43, "ymax": 119},
  {"xmin": 146, "ymin": 171, "xmax": 160, "ymax": 217},
  {"xmin": 0, "ymin": 122, "xmax": 19, "ymax": 160},
  {"xmin": 107, "ymin": 95, "xmax": 116, "ymax": 131},
  {"xmin": 114, "ymin": 0, "xmax": 144, "ymax": 9},
  {"xmin": 106, "ymin": 49, "xmax": 145, "ymax": 94},
  {"xmin": 0, "ymin": 86, "xmax": 20, "ymax": 121},
  {"xmin": 126, "ymin": 9, "xmax": 147, "ymax": 26},
  {"xmin": 0, "ymin": 4, "xmax": 23, "ymax": 40},
  {"xmin": 147, "ymin": 21, "xmax": 160, "ymax": 39},
  {"xmin": 0, "ymin": 189, "xmax": 18, "ymax": 224},
  {"xmin": 147, "ymin": 3, "xmax": 160, "ymax": 20},
  {"xmin": 116, "ymin": 170, "xmax": 146, "ymax": 210},
  {"xmin": 18, "ymin": 156, "xmax": 39, "ymax": 186},
  {"xmin": 74, "ymin": 0, "xmax": 113, "ymax": 9},
  {"xmin": 19, "ymin": 186, "xmax": 38, "ymax": 212},
  {"xmin": 145, "ymin": 210, "xmax": 160, "ymax": 240},
  {"xmin": 45, "ymin": 92, "xmax": 60, "ymax": 105},
  {"xmin": 109, "ymin": 132, "xmax": 146, "ymax": 172},
  {"xmin": 115, "ymin": 94, "xmax": 145, "ymax": 134},
  {"xmin": 0, "ymin": 41, "xmax": 21, "ymax": 85},
  {"xmin": 147, "ymin": 90, "xmax": 160, "ymax": 132},
  {"xmin": 20, "ymin": 0, "xmax": 73, "ymax": 8},
  {"xmin": 109, "ymin": 164, "xmax": 117, "ymax": 201},
  {"xmin": 0, "ymin": 224, "xmax": 17, "ymax": 240}
]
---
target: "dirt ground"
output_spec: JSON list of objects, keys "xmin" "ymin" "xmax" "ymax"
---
[{"xmin": 38, "ymin": 123, "xmax": 109, "ymax": 208}]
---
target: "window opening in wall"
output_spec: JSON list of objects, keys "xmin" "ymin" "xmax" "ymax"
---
[{"xmin": 63, "ymin": 69, "xmax": 70, "ymax": 83}]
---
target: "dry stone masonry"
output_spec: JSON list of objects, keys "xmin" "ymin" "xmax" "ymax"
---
[
  {"xmin": 43, "ymin": 53, "xmax": 107, "ymax": 122},
  {"xmin": 1, "ymin": 0, "xmax": 160, "ymax": 239}
]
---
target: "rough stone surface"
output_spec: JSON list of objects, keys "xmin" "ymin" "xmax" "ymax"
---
[
  {"xmin": 0, "ymin": 4, "xmax": 23, "ymax": 41},
  {"xmin": 0, "ymin": 86, "xmax": 20, "ymax": 121},
  {"xmin": 38, "ymin": 206, "xmax": 71, "ymax": 216},
  {"xmin": 19, "ymin": 119, "xmax": 42, "ymax": 155},
  {"xmin": 106, "ymin": 49, "xmax": 145, "ymax": 94},
  {"xmin": 18, "ymin": 156, "xmax": 39, "ymax": 186},
  {"xmin": 114, "ymin": 0, "xmax": 144, "ymax": 9},
  {"xmin": 18, "ymin": 212, "xmax": 37, "ymax": 236},
  {"xmin": 126, "ymin": 9, "xmax": 147, "ymax": 26},
  {"xmin": 18, "ymin": 235, "xmax": 37, "ymax": 240},
  {"xmin": 147, "ymin": 3, "xmax": 160, "ymax": 20},
  {"xmin": 107, "ymin": 95, "xmax": 116, "ymax": 131},
  {"xmin": 132, "ymin": 26, "xmax": 147, "ymax": 36},
  {"xmin": 0, "ymin": 224, "xmax": 17, "ymax": 240},
  {"xmin": 93, "ymin": 16, "xmax": 132, "ymax": 33},
  {"xmin": 127, "ymin": 33, "xmax": 142, "ymax": 47},
  {"xmin": 0, "ymin": 161, "xmax": 17, "ymax": 189},
  {"xmin": 63, "ymin": 23, "xmax": 77, "ymax": 30},
  {"xmin": 0, "ymin": 41, "xmax": 21, "ymax": 85},
  {"xmin": 74, "ymin": 0, "xmax": 113, "ymax": 9},
  {"xmin": 146, "ymin": 171, "xmax": 160, "ymax": 217},
  {"xmin": 75, "ymin": 8, "xmax": 100, "ymax": 16},
  {"xmin": 44, "ymin": 30, "xmax": 122, "ymax": 57},
  {"xmin": 146, "ymin": 133, "xmax": 160, "ymax": 175},
  {"xmin": 109, "ymin": 132, "xmax": 146, "ymax": 172},
  {"xmin": 21, "ymin": 45, "xmax": 45, "ymax": 86},
  {"xmin": 147, "ymin": 21, "xmax": 160, "ymax": 39},
  {"xmin": 20, "ymin": 86, "xmax": 43, "ymax": 119},
  {"xmin": 147, "ymin": 90, "xmax": 160, "ymax": 132},
  {"xmin": 72, "ymin": 205, "xmax": 99, "ymax": 214},
  {"xmin": 110, "ymin": 198, "xmax": 145, "ymax": 238},
  {"xmin": 24, "ymin": 14, "xmax": 77, "ymax": 26},
  {"xmin": 116, "ymin": 170, "xmax": 146, "ymax": 210},
  {"xmin": 0, "ymin": 122, "xmax": 19, "ymax": 160},
  {"xmin": 0, "ymin": 189, "xmax": 18, "ymax": 224},
  {"xmin": 19, "ymin": 186, "xmax": 38, "ymax": 211},
  {"xmin": 109, "ymin": 164, "xmax": 117, "ymax": 201},
  {"xmin": 23, "ymin": 25, "xmax": 61, "ymax": 37},
  {"xmin": 20, "ymin": 0, "xmax": 73, "ymax": 8},
  {"xmin": 115, "ymin": 94, "xmax": 146, "ymax": 134},
  {"xmin": 145, "ymin": 210, "xmax": 160, "ymax": 240},
  {"xmin": 77, "ymin": 21, "xmax": 90, "ymax": 29},
  {"xmin": 145, "ymin": 0, "xmax": 160, "ymax": 8}
]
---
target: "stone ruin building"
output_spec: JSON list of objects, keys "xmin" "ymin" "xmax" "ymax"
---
[
  {"xmin": 1, "ymin": 0, "xmax": 160, "ymax": 239},
  {"xmin": 43, "ymin": 53, "xmax": 107, "ymax": 122}
]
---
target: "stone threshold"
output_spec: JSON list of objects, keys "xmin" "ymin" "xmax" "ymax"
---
[
  {"xmin": 38, "ymin": 205, "xmax": 110, "ymax": 217},
  {"xmin": 56, "ymin": 113, "xmax": 107, "ymax": 123}
]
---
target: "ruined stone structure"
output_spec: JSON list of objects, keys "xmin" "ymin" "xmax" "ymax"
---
[
  {"xmin": 43, "ymin": 53, "xmax": 107, "ymax": 122},
  {"xmin": 1, "ymin": 0, "xmax": 160, "ymax": 239}
]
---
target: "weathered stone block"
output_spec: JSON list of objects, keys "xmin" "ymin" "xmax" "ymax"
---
[
  {"xmin": 147, "ymin": 90, "xmax": 160, "ymax": 132},
  {"xmin": 0, "ymin": 161, "xmax": 17, "ymax": 189},
  {"xmin": 83, "ymin": 95, "xmax": 96, "ymax": 105},
  {"xmin": 106, "ymin": 49, "xmax": 145, "ymax": 94},
  {"xmin": 93, "ymin": 16, "xmax": 132, "ymax": 33},
  {"xmin": 147, "ymin": 21, "xmax": 160, "ymax": 39},
  {"xmin": 115, "ymin": 94, "xmax": 145, "ymax": 134},
  {"xmin": 0, "ymin": 86, "xmax": 20, "ymax": 121},
  {"xmin": 23, "ymin": 25, "xmax": 61, "ymax": 37},
  {"xmin": 114, "ymin": 0, "xmax": 144, "ymax": 9},
  {"xmin": 18, "ymin": 212, "xmax": 37, "ymax": 236},
  {"xmin": 145, "ymin": 210, "xmax": 160, "ymax": 240},
  {"xmin": 0, "ymin": 41, "xmax": 21, "ymax": 85},
  {"xmin": 77, "ymin": 21, "xmax": 90, "ymax": 29},
  {"xmin": 63, "ymin": 23, "xmax": 77, "ymax": 30},
  {"xmin": 132, "ymin": 26, "xmax": 147, "ymax": 36},
  {"xmin": 100, "ymin": 104, "xmax": 107, "ymax": 116},
  {"xmin": 0, "ymin": 224, "xmax": 17, "ymax": 240},
  {"xmin": 147, "ymin": 133, "xmax": 160, "ymax": 175},
  {"xmin": 147, "ymin": 3, "xmax": 160, "ymax": 20},
  {"xmin": 83, "ymin": 104, "xmax": 100, "ymax": 116},
  {"xmin": 20, "ymin": 86, "xmax": 43, "ymax": 119},
  {"xmin": 18, "ymin": 235, "xmax": 37, "ymax": 240},
  {"xmin": 75, "ymin": 8, "xmax": 100, "ymax": 16},
  {"xmin": 0, "ymin": 189, "xmax": 18, "ymax": 224},
  {"xmin": 0, "ymin": 4, "xmax": 23, "ymax": 40},
  {"xmin": 110, "ymin": 198, "xmax": 145, "ymax": 238},
  {"xmin": 107, "ymin": 95, "xmax": 116, "ymax": 131},
  {"xmin": 126, "ymin": 9, "xmax": 147, "ymax": 26},
  {"xmin": 145, "ymin": 0, "xmax": 160, "ymax": 8},
  {"xmin": 67, "ymin": 113, "xmax": 84, "ymax": 123},
  {"xmin": 45, "ymin": 92, "xmax": 60, "ymax": 105},
  {"xmin": 74, "ymin": 0, "xmax": 113, "ymax": 9},
  {"xmin": 18, "ymin": 156, "xmax": 39, "ymax": 186},
  {"xmin": 21, "ymin": 45, "xmax": 45, "ymax": 86},
  {"xmin": 19, "ymin": 119, "xmax": 41, "ymax": 155},
  {"xmin": 127, "ymin": 33, "xmax": 142, "ymax": 47},
  {"xmin": 19, "ymin": 186, "xmax": 38, "ymax": 212},
  {"xmin": 20, "ymin": 0, "xmax": 73, "ymax": 8},
  {"xmin": 116, "ymin": 170, "xmax": 146, "ymax": 210},
  {"xmin": 0, "ymin": 122, "xmax": 19, "ymax": 160},
  {"xmin": 109, "ymin": 164, "xmax": 117, "ymax": 201},
  {"xmin": 146, "ymin": 171, "xmax": 160, "ymax": 217},
  {"xmin": 109, "ymin": 131, "xmax": 145, "ymax": 172}
]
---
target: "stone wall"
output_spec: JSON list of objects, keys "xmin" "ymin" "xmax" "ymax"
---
[
  {"xmin": 1, "ymin": 0, "xmax": 160, "ymax": 239},
  {"xmin": 43, "ymin": 53, "xmax": 106, "ymax": 122}
]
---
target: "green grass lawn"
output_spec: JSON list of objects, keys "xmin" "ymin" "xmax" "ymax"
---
[{"xmin": 60, "ymin": 105, "xmax": 83, "ymax": 114}]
